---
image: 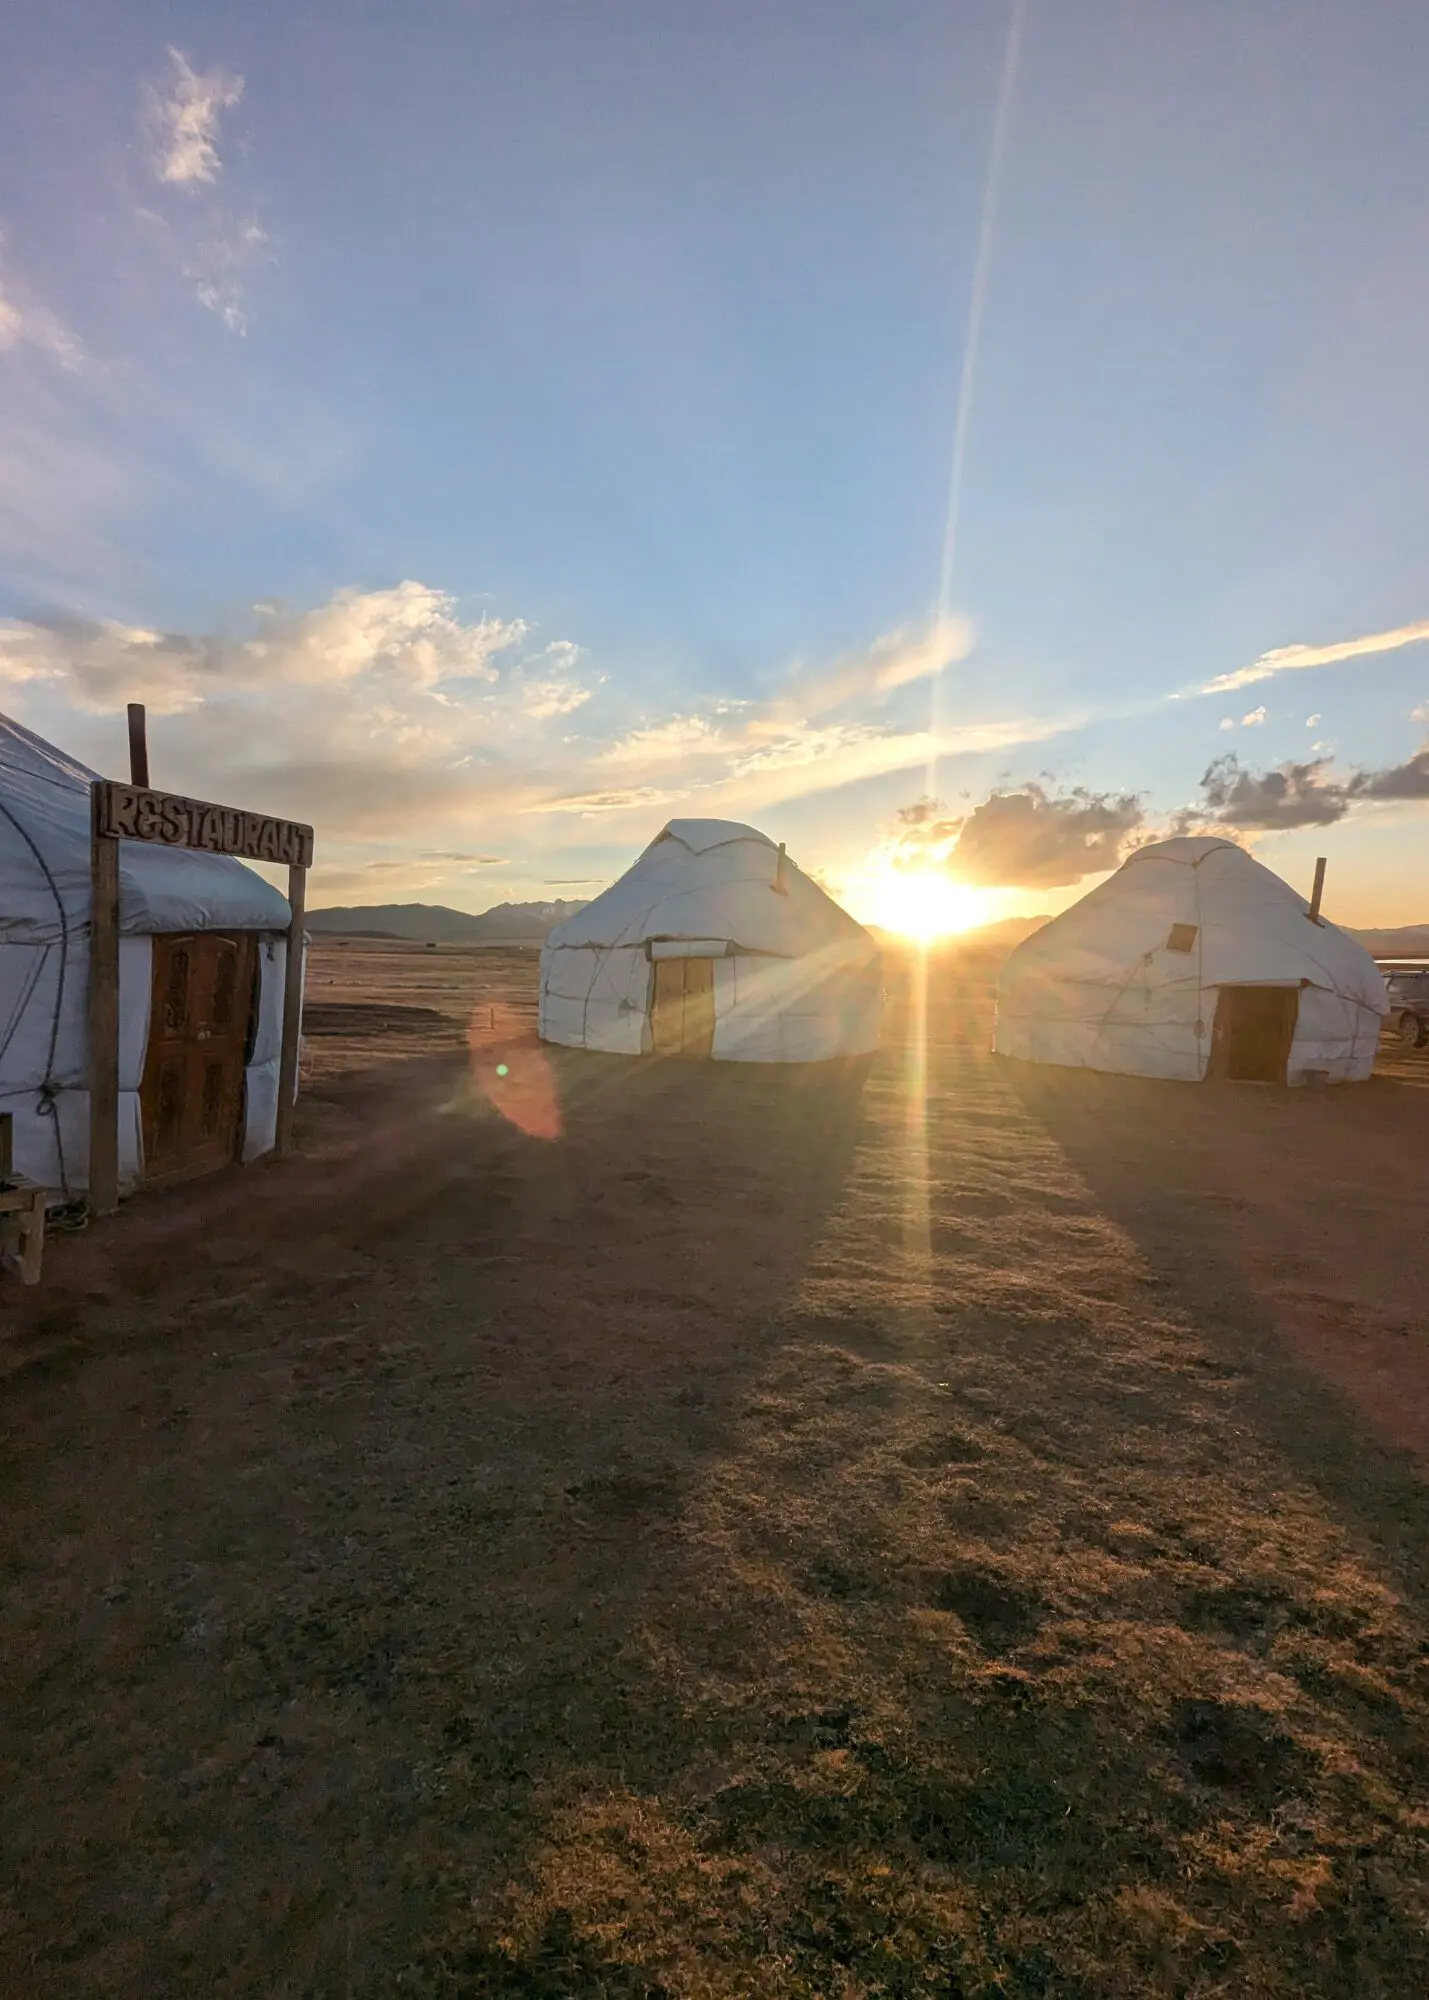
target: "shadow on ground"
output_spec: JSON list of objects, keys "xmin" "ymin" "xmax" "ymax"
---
[
  {"xmin": 0, "ymin": 1051, "xmax": 874, "ymax": 1996},
  {"xmin": 403, "ymin": 1037, "xmax": 1429, "ymax": 1999},
  {"xmin": 3, "ymin": 1007, "xmax": 1429, "ymax": 1997}
]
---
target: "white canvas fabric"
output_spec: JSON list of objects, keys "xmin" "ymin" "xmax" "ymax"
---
[
  {"xmin": 0, "ymin": 710, "xmax": 296, "ymax": 1195},
  {"xmin": 995, "ymin": 836, "xmax": 1387, "ymax": 1084},
  {"xmin": 539, "ymin": 818, "xmax": 881, "ymax": 1061}
]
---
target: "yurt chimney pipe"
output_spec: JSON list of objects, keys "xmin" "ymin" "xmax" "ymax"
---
[
  {"xmin": 126, "ymin": 703, "xmax": 149, "ymax": 787},
  {"xmin": 1309, "ymin": 856, "xmax": 1327, "ymax": 924}
]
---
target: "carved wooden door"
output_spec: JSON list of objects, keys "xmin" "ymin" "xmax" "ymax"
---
[{"xmin": 140, "ymin": 933, "xmax": 256, "ymax": 1183}]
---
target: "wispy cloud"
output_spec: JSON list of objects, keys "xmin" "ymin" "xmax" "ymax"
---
[
  {"xmin": 785, "ymin": 613, "xmax": 975, "ymax": 718},
  {"xmin": 0, "ymin": 582, "xmax": 597, "ymax": 844},
  {"xmin": 190, "ymin": 218, "xmax": 269, "ymax": 335},
  {"xmin": 139, "ymin": 52, "xmax": 269, "ymax": 334},
  {"xmin": 0, "ymin": 583, "xmax": 533, "ymax": 713},
  {"xmin": 0, "ymin": 244, "xmax": 83, "ymax": 372},
  {"xmin": 145, "ymin": 49, "xmax": 244, "ymax": 188},
  {"xmin": 512, "ymin": 642, "xmax": 595, "ymax": 719},
  {"xmin": 0, "ymin": 579, "xmax": 1074, "ymax": 885},
  {"xmin": 543, "ymin": 786, "xmax": 677, "ymax": 815},
  {"xmin": 1205, "ymin": 618, "xmax": 1429, "ymax": 694}
]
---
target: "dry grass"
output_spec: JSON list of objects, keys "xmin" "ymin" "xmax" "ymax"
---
[{"xmin": 1, "ymin": 942, "xmax": 1427, "ymax": 1996}]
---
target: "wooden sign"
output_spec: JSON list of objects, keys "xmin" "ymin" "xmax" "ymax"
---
[
  {"xmin": 87, "ymin": 773, "xmax": 313, "ymax": 1221},
  {"xmin": 94, "ymin": 781, "xmax": 314, "ymax": 869}
]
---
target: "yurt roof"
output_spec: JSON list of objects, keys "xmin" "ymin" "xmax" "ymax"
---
[
  {"xmin": 0, "ymin": 710, "xmax": 292, "ymax": 944},
  {"xmin": 1002, "ymin": 834, "xmax": 1385, "ymax": 1008},
  {"xmin": 547, "ymin": 817, "xmax": 875, "ymax": 958}
]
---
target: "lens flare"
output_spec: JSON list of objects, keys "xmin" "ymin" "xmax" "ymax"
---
[{"xmin": 468, "ymin": 1008, "xmax": 561, "ymax": 1140}]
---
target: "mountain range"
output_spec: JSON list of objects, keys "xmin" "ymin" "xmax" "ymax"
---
[
  {"xmin": 1348, "ymin": 925, "xmax": 1429, "ymax": 958},
  {"xmin": 306, "ymin": 900, "xmax": 588, "ymax": 942},
  {"xmin": 306, "ymin": 902, "xmax": 1429, "ymax": 959}
]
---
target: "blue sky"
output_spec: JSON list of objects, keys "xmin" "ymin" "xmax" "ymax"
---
[{"xmin": 2, "ymin": 0, "xmax": 1428, "ymax": 926}]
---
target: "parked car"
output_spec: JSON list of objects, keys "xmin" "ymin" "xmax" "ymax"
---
[{"xmin": 1381, "ymin": 965, "xmax": 1429, "ymax": 1049}]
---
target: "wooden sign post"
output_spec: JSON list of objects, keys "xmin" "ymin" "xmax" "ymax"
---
[{"xmin": 87, "ymin": 780, "xmax": 314, "ymax": 1218}]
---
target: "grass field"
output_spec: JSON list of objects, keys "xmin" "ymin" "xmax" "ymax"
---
[{"xmin": 2, "ymin": 940, "xmax": 1427, "ymax": 1996}]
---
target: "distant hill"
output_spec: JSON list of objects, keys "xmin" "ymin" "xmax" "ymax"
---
[
  {"xmin": 1349, "ymin": 925, "xmax": 1429, "ymax": 959},
  {"xmin": 953, "ymin": 914, "xmax": 1052, "ymax": 954},
  {"xmin": 867, "ymin": 915, "xmax": 1051, "ymax": 955},
  {"xmin": 306, "ymin": 900, "xmax": 588, "ymax": 943}
]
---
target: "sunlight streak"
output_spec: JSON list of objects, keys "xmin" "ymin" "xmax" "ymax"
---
[{"xmin": 929, "ymin": 0, "xmax": 1028, "ymax": 793}]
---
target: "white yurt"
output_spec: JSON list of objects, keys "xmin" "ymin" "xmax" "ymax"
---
[
  {"xmin": 995, "ymin": 835, "xmax": 1387, "ymax": 1084},
  {"xmin": 539, "ymin": 818, "xmax": 881, "ymax": 1061},
  {"xmin": 1, "ymin": 711, "xmax": 296, "ymax": 1200}
]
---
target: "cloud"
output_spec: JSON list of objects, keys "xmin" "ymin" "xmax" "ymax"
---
[
  {"xmin": 419, "ymin": 850, "xmax": 509, "ymax": 865},
  {"xmin": 596, "ymin": 715, "xmax": 729, "ymax": 770},
  {"xmin": 0, "ymin": 583, "xmax": 531, "ymax": 713},
  {"xmin": 190, "ymin": 218, "xmax": 269, "ymax": 335},
  {"xmin": 1205, "ymin": 617, "xmax": 1429, "ymax": 694},
  {"xmin": 1219, "ymin": 717, "xmax": 1236, "ymax": 731},
  {"xmin": 949, "ymin": 785, "xmax": 1144, "ymax": 887},
  {"xmin": 0, "ymin": 248, "xmax": 83, "ymax": 371},
  {"xmin": 1241, "ymin": 706, "xmax": 1266, "ymax": 727},
  {"xmin": 1176, "ymin": 732, "xmax": 1429, "ymax": 832},
  {"xmin": 1351, "ymin": 745, "xmax": 1429, "ymax": 801},
  {"xmin": 0, "ymin": 580, "xmax": 1071, "ymax": 868},
  {"xmin": 1191, "ymin": 753, "xmax": 1352, "ymax": 830},
  {"xmin": 145, "ymin": 49, "xmax": 244, "ymax": 187},
  {"xmin": 882, "ymin": 784, "xmax": 1143, "ymax": 890},
  {"xmin": 542, "ymin": 785, "xmax": 677, "ymax": 815},
  {"xmin": 0, "ymin": 582, "xmax": 603, "ymax": 849},
  {"xmin": 512, "ymin": 643, "xmax": 594, "ymax": 719},
  {"xmin": 1306, "ymin": 713, "xmax": 1322, "ymax": 727},
  {"xmin": 787, "ymin": 613, "xmax": 975, "ymax": 716}
]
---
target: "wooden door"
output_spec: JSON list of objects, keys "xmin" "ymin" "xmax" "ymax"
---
[
  {"xmin": 1208, "ymin": 985, "xmax": 1299, "ymax": 1083},
  {"xmin": 140, "ymin": 934, "xmax": 257, "ymax": 1184},
  {"xmin": 649, "ymin": 956, "xmax": 716, "ymax": 1057}
]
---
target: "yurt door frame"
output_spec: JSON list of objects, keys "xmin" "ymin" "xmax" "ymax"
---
[
  {"xmin": 140, "ymin": 933, "xmax": 258, "ymax": 1186},
  {"xmin": 88, "ymin": 779, "xmax": 314, "ymax": 1217},
  {"xmin": 649, "ymin": 956, "xmax": 717, "ymax": 1057},
  {"xmin": 1207, "ymin": 983, "xmax": 1300, "ymax": 1083}
]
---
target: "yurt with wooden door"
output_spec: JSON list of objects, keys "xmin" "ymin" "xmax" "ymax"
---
[
  {"xmin": 539, "ymin": 818, "xmax": 881, "ymax": 1061},
  {"xmin": 995, "ymin": 835, "xmax": 1387, "ymax": 1084},
  {"xmin": 0, "ymin": 711, "xmax": 297, "ymax": 1201}
]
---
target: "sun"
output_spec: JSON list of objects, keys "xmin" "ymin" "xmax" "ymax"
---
[{"xmin": 856, "ymin": 864, "xmax": 998, "ymax": 942}]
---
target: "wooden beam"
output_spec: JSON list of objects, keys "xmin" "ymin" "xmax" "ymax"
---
[
  {"xmin": 126, "ymin": 703, "xmax": 150, "ymax": 787},
  {"xmin": 88, "ymin": 783, "xmax": 122, "ymax": 1217},
  {"xmin": 274, "ymin": 862, "xmax": 306, "ymax": 1155}
]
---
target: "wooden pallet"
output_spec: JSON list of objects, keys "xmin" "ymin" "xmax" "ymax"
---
[{"xmin": 0, "ymin": 1113, "xmax": 46, "ymax": 1286}]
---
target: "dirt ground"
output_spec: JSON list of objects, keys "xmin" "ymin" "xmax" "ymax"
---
[{"xmin": 2, "ymin": 939, "xmax": 1428, "ymax": 1997}]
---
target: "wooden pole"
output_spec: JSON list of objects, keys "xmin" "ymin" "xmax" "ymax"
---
[
  {"xmin": 274, "ymin": 862, "xmax": 306, "ymax": 1155},
  {"xmin": 88, "ymin": 782, "xmax": 121, "ymax": 1216},
  {"xmin": 1309, "ymin": 856, "xmax": 1327, "ymax": 923},
  {"xmin": 126, "ymin": 703, "xmax": 149, "ymax": 787}
]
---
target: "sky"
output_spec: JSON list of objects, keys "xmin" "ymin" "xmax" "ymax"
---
[{"xmin": 2, "ymin": 0, "xmax": 1429, "ymax": 931}]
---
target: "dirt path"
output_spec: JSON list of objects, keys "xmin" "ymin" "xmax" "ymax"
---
[{"xmin": 2, "ymin": 953, "xmax": 1427, "ymax": 1997}]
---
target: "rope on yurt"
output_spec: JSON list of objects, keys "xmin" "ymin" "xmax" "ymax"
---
[
  {"xmin": 0, "ymin": 793, "xmax": 77, "ymax": 1204},
  {"xmin": 0, "ymin": 948, "xmax": 47, "ymax": 1064}
]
